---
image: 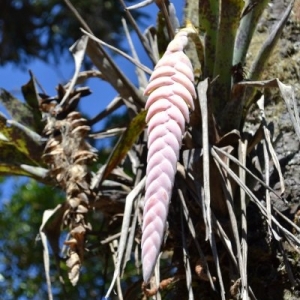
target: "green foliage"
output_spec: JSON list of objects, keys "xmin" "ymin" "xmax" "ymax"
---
[
  {"xmin": 0, "ymin": 0, "xmax": 146, "ymax": 66},
  {"xmin": 0, "ymin": 73, "xmax": 47, "ymax": 180},
  {"xmin": 100, "ymin": 110, "xmax": 146, "ymax": 182},
  {"xmin": 0, "ymin": 179, "xmax": 62, "ymax": 299},
  {"xmin": 0, "ymin": 179, "xmax": 122, "ymax": 299}
]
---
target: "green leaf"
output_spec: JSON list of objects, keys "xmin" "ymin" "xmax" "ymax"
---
[
  {"xmin": 21, "ymin": 71, "xmax": 44, "ymax": 133},
  {"xmin": 0, "ymin": 89, "xmax": 35, "ymax": 128},
  {"xmin": 213, "ymin": 0, "xmax": 244, "ymax": 112},
  {"xmin": 0, "ymin": 163, "xmax": 36, "ymax": 178},
  {"xmin": 0, "ymin": 141, "xmax": 35, "ymax": 165},
  {"xmin": 0, "ymin": 163, "xmax": 48, "ymax": 181},
  {"xmin": 0, "ymin": 140, "xmax": 48, "ymax": 181},
  {"xmin": 233, "ymin": 0, "xmax": 269, "ymax": 65},
  {"xmin": 0, "ymin": 114, "xmax": 45, "ymax": 164},
  {"xmin": 199, "ymin": 0, "xmax": 219, "ymax": 78},
  {"xmin": 101, "ymin": 110, "xmax": 147, "ymax": 182}
]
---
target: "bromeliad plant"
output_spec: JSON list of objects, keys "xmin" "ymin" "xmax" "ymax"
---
[
  {"xmin": 1, "ymin": 0, "xmax": 300, "ymax": 299},
  {"xmin": 103, "ymin": 1, "xmax": 300, "ymax": 299}
]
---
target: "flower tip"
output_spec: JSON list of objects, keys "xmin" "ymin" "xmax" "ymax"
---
[{"xmin": 183, "ymin": 20, "xmax": 198, "ymax": 34}]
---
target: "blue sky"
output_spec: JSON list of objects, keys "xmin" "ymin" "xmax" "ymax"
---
[
  {"xmin": 0, "ymin": 2, "xmax": 185, "ymax": 298},
  {"xmin": 0, "ymin": 1, "xmax": 184, "ymax": 200}
]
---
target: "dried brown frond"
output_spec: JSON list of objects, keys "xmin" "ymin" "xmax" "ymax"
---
[{"xmin": 40, "ymin": 86, "xmax": 97, "ymax": 285}]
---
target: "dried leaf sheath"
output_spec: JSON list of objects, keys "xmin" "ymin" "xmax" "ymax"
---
[{"xmin": 142, "ymin": 26, "xmax": 196, "ymax": 283}]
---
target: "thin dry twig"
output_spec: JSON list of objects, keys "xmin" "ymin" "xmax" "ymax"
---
[
  {"xmin": 88, "ymin": 96, "xmax": 123, "ymax": 126},
  {"xmin": 214, "ymin": 147, "xmax": 248, "ymax": 299},
  {"xmin": 109, "ymin": 242, "xmax": 124, "ymax": 300},
  {"xmin": 213, "ymin": 146, "xmax": 282, "ymax": 201},
  {"xmin": 64, "ymin": 0, "xmax": 92, "ymax": 32},
  {"xmin": 238, "ymin": 139, "xmax": 249, "ymax": 299},
  {"xmin": 64, "ymin": 70, "xmax": 104, "ymax": 88},
  {"xmin": 119, "ymin": 0, "xmax": 158, "ymax": 64},
  {"xmin": 81, "ymin": 28, "xmax": 152, "ymax": 75},
  {"xmin": 211, "ymin": 148, "xmax": 300, "ymax": 248},
  {"xmin": 177, "ymin": 185, "xmax": 216, "ymax": 290},
  {"xmin": 126, "ymin": 0, "xmax": 154, "ymax": 10},
  {"xmin": 180, "ymin": 191, "xmax": 194, "ymax": 299},
  {"xmin": 105, "ymin": 177, "xmax": 146, "ymax": 299},
  {"xmin": 64, "ymin": 0, "xmax": 145, "ymax": 110},
  {"xmin": 122, "ymin": 18, "xmax": 149, "ymax": 88},
  {"xmin": 198, "ymin": 79, "xmax": 212, "ymax": 240},
  {"xmin": 90, "ymin": 127, "xmax": 126, "ymax": 139}
]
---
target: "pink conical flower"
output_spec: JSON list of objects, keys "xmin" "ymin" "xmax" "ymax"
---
[{"xmin": 142, "ymin": 26, "xmax": 196, "ymax": 283}]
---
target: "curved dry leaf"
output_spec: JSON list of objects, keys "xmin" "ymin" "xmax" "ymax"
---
[{"xmin": 97, "ymin": 110, "xmax": 147, "ymax": 184}]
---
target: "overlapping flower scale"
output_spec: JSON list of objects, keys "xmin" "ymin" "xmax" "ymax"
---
[{"xmin": 142, "ymin": 27, "xmax": 196, "ymax": 283}]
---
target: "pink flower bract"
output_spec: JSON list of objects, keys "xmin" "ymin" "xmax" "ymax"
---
[{"xmin": 142, "ymin": 27, "xmax": 196, "ymax": 283}]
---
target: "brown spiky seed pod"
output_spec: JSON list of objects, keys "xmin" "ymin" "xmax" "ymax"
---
[{"xmin": 41, "ymin": 88, "xmax": 97, "ymax": 285}]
